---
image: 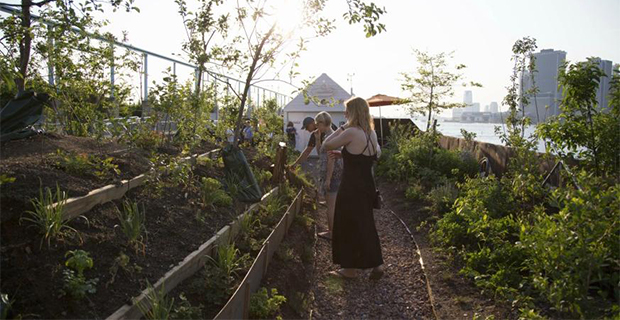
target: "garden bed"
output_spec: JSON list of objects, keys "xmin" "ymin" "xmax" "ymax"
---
[
  {"xmin": 0, "ymin": 132, "xmax": 218, "ymax": 222},
  {"xmin": 0, "ymin": 135, "xmax": 275, "ymax": 319},
  {"xmin": 154, "ymin": 185, "xmax": 304, "ymax": 320}
]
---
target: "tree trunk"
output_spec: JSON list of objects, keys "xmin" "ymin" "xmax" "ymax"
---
[
  {"xmin": 16, "ymin": 0, "xmax": 33, "ymax": 95},
  {"xmin": 233, "ymin": 25, "xmax": 276, "ymax": 147}
]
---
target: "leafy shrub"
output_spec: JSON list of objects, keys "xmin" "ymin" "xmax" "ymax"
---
[
  {"xmin": 249, "ymin": 287, "xmax": 286, "ymax": 319},
  {"xmin": 208, "ymin": 243, "xmax": 250, "ymax": 279},
  {"xmin": 171, "ymin": 293, "xmax": 203, "ymax": 320},
  {"xmin": 65, "ymin": 250, "xmax": 94, "ymax": 275},
  {"xmin": 405, "ymin": 183, "xmax": 424, "ymax": 202},
  {"xmin": 253, "ymin": 167, "xmax": 273, "ymax": 187},
  {"xmin": 521, "ymin": 173, "xmax": 620, "ymax": 317},
  {"xmin": 427, "ymin": 181, "xmax": 459, "ymax": 214},
  {"xmin": 61, "ymin": 269, "xmax": 98, "ymax": 300},
  {"xmin": 61, "ymin": 250, "xmax": 98, "ymax": 300},
  {"xmin": 199, "ymin": 177, "xmax": 233, "ymax": 209},
  {"xmin": 54, "ymin": 149, "xmax": 120, "ymax": 180}
]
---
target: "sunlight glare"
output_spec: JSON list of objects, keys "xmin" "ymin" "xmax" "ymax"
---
[{"xmin": 272, "ymin": 0, "xmax": 304, "ymax": 33}]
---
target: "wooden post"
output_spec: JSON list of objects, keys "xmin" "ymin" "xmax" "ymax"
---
[{"xmin": 272, "ymin": 142, "xmax": 288, "ymax": 184}]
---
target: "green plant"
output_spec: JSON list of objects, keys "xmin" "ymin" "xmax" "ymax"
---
[
  {"xmin": 60, "ymin": 269, "xmax": 99, "ymax": 300},
  {"xmin": 65, "ymin": 250, "xmax": 94, "ymax": 276},
  {"xmin": 171, "ymin": 293, "xmax": 203, "ymax": 320},
  {"xmin": 117, "ymin": 200, "xmax": 147, "ymax": 254},
  {"xmin": 258, "ymin": 195, "xmax": 287, "ymax": 226},
  {"xmin": 54, "ymin": 150, "xmax": 91, "ymax": 175},
  {"xmin": 0, "ymin": 174, "xmax": 16, "ymax": 186},
  {"xmin": 54, "ymin": 150, "xmax": 120, "ymax": 180},
  {"xmin": 208, "ymin": 243, "xmax": 250, "ymax": 279},
  {"xmin": 521, "ymin": 173, "xmax": 619, "ymax": 317},
  {"xmin": 427, "ymin": 181, "xmax": 459, "ymax": 214},
  {"xmin": 21, "ymin": 184, "xmax": 81, "ymax": 247},
  {"xmin": 199, "ymin": 177, "xmax": 233, "ymax": 209},
  {"xmin": 252, "ymin": 167, "xmax": 273, "ymax": 187},
  {"xmin": 137, "ymin": 283, "xmax": 174, "ymax": 320},
  {"xmin": 405, "ymin": 183, "xmax": 424, "ymax": 202},
  {"xmin": 249, "ymin": 287, "xmax": 286, "ymax": 319}
]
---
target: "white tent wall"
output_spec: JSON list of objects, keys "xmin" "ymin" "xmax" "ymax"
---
[{"xmin": 283, "ymin": 73, "xmax": 352, "ymax": 154}]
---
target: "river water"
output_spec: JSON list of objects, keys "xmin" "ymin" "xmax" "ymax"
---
[{"xmin": 369, "ymin": 106, "xmax": 547, "ymax": 152}]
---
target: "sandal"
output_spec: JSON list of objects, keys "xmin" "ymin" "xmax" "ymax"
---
[
  {"xmin": 328, "ymin": 269, "xmax": 358, "ymax": 279},
  {"xmin": 317, "ymin": 231, "xmax": 332, "ymax": 241},
  {"xmin": 369, "ymin": 267, "xmax": 385, "ymax": 280}
]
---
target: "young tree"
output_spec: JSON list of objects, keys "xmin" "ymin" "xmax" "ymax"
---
[
  {"xmin": 537, "ymin": 59, "xmax": 620, "ymax": 178},
  {"xmin": 0, "ymin": 0, "xmax": 138, "ymax": 96},
  {"xmin": 176, "ymin": 0, "xmax": 387, "ymax": 148},
  {"xmin": 400, "ymin": 49, "xmax": 479, "ymax": 131}
]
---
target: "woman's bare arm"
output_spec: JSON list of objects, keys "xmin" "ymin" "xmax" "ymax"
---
[{"xmin": 323, "ymin": 128, "xmax": 352, "ymax": 151}]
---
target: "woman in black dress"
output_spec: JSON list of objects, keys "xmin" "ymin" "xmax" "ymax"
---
[{"xmin": 322, "ymin": 97, "xmax": 384, "ymax": 279}]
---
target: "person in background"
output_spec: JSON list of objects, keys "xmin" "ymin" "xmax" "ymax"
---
[
  {"xmin": 322, "ymin": 96, "xmax": 384, "ymax": 280},
  {"xmin": 286, "ymin": 121, "xmax": 297, "ymax": 148},
  {"xmin": 243, "ymin": 120, "xmax": 254, "ymax": 146},
  {"xmin": 225, "ymin": 127, "xmax": 235, "ymax": 145},
  {"xmin": 313, "ymin": 112, "xmax": 343, "ymax": 241},
  {"xmin": 289, "ymin": 117, "xmax": 317, "ymax": 168}
]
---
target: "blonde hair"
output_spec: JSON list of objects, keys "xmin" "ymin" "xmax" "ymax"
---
[
  {"xmin": 344, "ymin": 97, "xmax": 374, "ymax": 132},
  {"xmin": 314, "ymin": 111, "xmax": 333, "ymax": 127}
]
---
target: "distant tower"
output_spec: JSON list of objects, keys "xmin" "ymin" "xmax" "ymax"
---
[
  {"xmin": 490, "ymin": 102, "xmax": 499, "ymax": 113},
  {"xmin": 523, "ymin": 49, "xmax": 567, "ymax": 122},
  {"xmin": 593, "ymin": 58, "xmax": 613, "ymax": 109},
  {"xmin": 463, "ymin": 90, "xmax": 473, "ymax": 105}
]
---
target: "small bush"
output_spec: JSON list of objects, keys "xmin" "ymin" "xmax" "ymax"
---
[
  {"xmin": 61, "ymin": 250, "xmax": 98, "ymax": 300},
  {"xmin": 427, "ymin": 182, "xmax": 459, "ymax": 214},
  {"xmin": 199, "ymin": 177, "xmax": 233, "ymax": 209},
  {"xmin": 171, "ymin": 293, "xmax": 203, "ymax": 320},
  {"xmin": 249, "ymin": 287, "xmax": 286, "ymax": 319},
  {"xmin": 405, "ymin": 183, "xmax": 424, "ymax": 202}
]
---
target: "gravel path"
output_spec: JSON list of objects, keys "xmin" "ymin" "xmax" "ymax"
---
[{"xmin": 310, "ymin": 203, "xmax": 434, "ymax": 319}]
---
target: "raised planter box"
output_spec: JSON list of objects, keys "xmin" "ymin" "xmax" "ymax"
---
[
  {"xmin": 106, "ymin": 187, "xmax": 304, "ymax": 320},
  {"xmin": 49, "ymin": 149, "xmax": 220, "ymax": 220},
  {"xmin": 214, "ymin": 189, "xmax": 304, "ymax": 319}
]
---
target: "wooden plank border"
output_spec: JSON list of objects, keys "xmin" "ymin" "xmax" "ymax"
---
[
  {"xmin": 106, "ymin": 187, "xmax": 280, "ymax": 320},
  {"xmin": 214, "ymin": 189, "xmax": 304, "ymax": 320},
  {"xmin": 50, "ymin": 149, "xmax": 220, "ymax": 220}
]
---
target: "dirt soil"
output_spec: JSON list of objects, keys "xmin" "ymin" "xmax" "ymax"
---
[
  {"xmin": 1, "ymin": 133, "xmax": 151, "ymax": 222},
  {"xmin": 255, "ymin": 193, "xmax": 317, "ymax": 319},
  {"xmin": 378, "ymin": 179, "xmax": 518, "ymax": 320},
  {"xmin": 0, "ymin": 137, "xmax": 267, "ymax": 319}
]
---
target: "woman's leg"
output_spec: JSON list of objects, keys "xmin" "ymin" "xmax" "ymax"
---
[{"xmin": 326, "ymin": 192, "xmax": 337, "ymax": 234}]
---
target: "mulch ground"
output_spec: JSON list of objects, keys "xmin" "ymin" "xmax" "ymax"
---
[
  {"xmin": 379, "ymin": 180, "xmax": 517, "ymax": 320},
  {"xmin": 309, "ymin": 199, "xmax": 434, "ymax": 319}
]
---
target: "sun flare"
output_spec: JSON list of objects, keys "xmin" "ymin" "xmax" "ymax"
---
[{"xmin": 271, "ymin": 0, "xmax": 304, "ymax": 33}]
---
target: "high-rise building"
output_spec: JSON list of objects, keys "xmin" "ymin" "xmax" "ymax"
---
[
  {"xmin": 594, "ymin": 58, "xmax": 613, "ymax": 109},
  {"xmin": 463, "ymin": 90, "xmax": 473, "ymax": 105},
  {"xmin": 523, "ymin": 49, "xmax": 567, "ymax": 123},
  {"xmin": 490, "ymin": 102, "xmax": 499, "ymax": 113},
  {"xmin": 472, "ymin": 102, "xmax": 480, "ymax": 113}
]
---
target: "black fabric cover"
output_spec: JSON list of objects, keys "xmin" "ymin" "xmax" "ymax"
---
[
  {"xmin": 0, "ymin": 91, "xmax": 49, "ymax": 142},
  {"xmin": 221, "ymin": 145, "xmax": 263, "ymax": 203}
]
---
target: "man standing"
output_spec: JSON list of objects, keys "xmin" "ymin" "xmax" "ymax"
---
[{"xmin": 289, "ymin": 117, "xmax": 318, "ymax": 168}]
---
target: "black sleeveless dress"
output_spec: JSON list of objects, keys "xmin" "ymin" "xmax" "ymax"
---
[{"xmin": 332, "ymin": 132, "xmax": 384, "ymax": 269}]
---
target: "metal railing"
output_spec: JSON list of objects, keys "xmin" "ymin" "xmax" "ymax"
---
[{"xmin": 0, "ymin": 4, "xmax": 292, "ymax": 117}]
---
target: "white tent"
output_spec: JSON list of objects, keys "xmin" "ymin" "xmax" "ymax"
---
[{"xmin": 283, "ymin": 73, "xmax": 352, "ymax": 153}]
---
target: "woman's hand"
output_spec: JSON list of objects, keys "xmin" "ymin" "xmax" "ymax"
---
[{"xmin": 328, "ymin": 150, "xmax": 342, "ymax": 160}]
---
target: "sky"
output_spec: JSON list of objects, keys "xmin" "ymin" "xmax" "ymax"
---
[{"xmin": 2, "ymin": 0, "xmax": 619, "ymax": 117}]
